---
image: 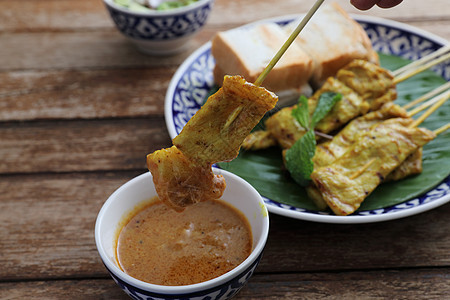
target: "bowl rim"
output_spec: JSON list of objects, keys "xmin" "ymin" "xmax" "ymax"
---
[
  {"xmin": 95, "ymin": 168, "xmax": 269, "ymax": 294},
  {"xmin": 103, "ymin": 0, "xmax": 213, "ymax": 16}
]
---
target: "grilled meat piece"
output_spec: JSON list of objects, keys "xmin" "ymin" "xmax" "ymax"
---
[
  {"xmin": 313, "ymin": 102, "xmax": 408, "ymax": 168},
  {"xmin": 386, "ymin": 148, "xmax": 423, "ymax": 181},
  {"xmin": 148, "ymin": 75, "xmax": 277, "ymax": 211},
  {"xmin": 264, "ymin": 106, "xmax": 307, "ymax": 150},
  {"xmin": 311, "ymin": 77, "xmax": 370, "ymax": 133},
  {"xmin": 307, "ymin": 102, "xmax": 421, "ymax": 210},
  {"xmin": 336, "ymin": 59, "xmax": 396, "ymax": 111},
  {"xmin": 242, "ymin": 130, "xmax": 278, "ymax": 150},
  {"xmin": 263, "ymin": 75, "xmax": 369, "ymax": 150},
  {"xmin": 173, "ymin": 75, "xmax": 278, "ymax": 164},
  {"xmin": 147, "ymin": 146, "xmax": 226, "ymax": 212},
  {"xmin": 311, "ymin": 119, "xmax": 436, "ymax": 216}
]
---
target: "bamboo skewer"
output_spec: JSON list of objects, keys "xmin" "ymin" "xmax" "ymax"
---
[
  {"xmin": 403, "ymin": 81, "xmax": 450, "ymax": 110},
  {"xmin": 392, "ymin": 45, "xmax": 450, "ymax": 77},
  {"xmin": 434, "ymin": 123, "xmax": 450, "ymax": 135},
  {"xmin": 254, "ymin": 0, "xmax": 325, "ymax": 87},
  {"xmin": 349, "ymin": 158, "xmax": 377, "ymax": 180},
  {"xmin": 407, "ymin": 89, "xmax": 450, "ymax": 117},
  {"xmin": 409, "ymin": 92, "xmax": 449, "ymax": 128},
  {"xmin": 393, "ymin": 52, "xmax": 450, "ymax": 84}
]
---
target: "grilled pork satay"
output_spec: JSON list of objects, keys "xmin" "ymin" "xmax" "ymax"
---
[
  {"xmin": 306, "ymin": 102, "xmax": 419, "ymax": 209},
  {"xmin": 309, "ymin": 90, "xmax": 449, "ymax": 210},
  {"xmin": 336, "ymin": 59, "xmax": 396, "ymax": 111},
  {"xmin": 242, "ymin": 59, "xmax": 396, "ymax": 151},
  {"xmin": 264, "ymin": 106, "xmax": 306, "ymax": 150},
  {"xmin": 308, "ymin": 149, "xmax": 424, "ymax": 210},
  {"xmin": 309, "ymin": 76, "xmax": 371, "ymax": 133},
  {"xmin": 147, "ymin": 146, "xmax": 227, "ymax": 212},
  {"xmin": 242, "ymin": 130, "xmax": 278, "ymax": 150},
  {"xmin": 260, "ymin": 76, "xmax": 368, "ymax": 150},
  {"xmin": 387, "ymin": 148, "xmax": 423, "ymax": 181},
  {"xmin": 310, "ymin": 119, "xmax": 436, "ymax": 216},
  {"xmin": 173, "ymin": 75, "xmax": 278, "ymax": 164},
  {"xmin": 147, "ymin": 75, "xmax": 278, "ymax": 211},
  {"xmin": 313, "ymin": 102, "xmax": 408, "ymax": 168}
]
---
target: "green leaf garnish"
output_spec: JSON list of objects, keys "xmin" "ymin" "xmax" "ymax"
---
[
  {"xmin": 285, "ymin": 92, "xmax": 341, "ymax": 186},
  {"xmin": 285, "ymin": 130, "xmax": 316, "ymax": 186},
  {"xmin": 310, "ymin": 92, "xmax": 342, "ymax": 128},
  {"xmin": 291, "ymin": 95, "xmax": 310, "ymax": 130}
]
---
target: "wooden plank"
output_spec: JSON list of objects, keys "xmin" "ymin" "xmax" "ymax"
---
[
  {"xmin": 1, "ymin": 0, "xmax": 449, "ymax": 32},
  {"xmin": 265, "ymin": 207, "xmax": 450, "ymax": 273},
  {"xmin": 0, "ymin": 172, "xmax": 140, "ymax": 281},
  {"xmin": 0, "ymin": 31, "xmax": 201, "ymax": 72},
  {"xmin": 0, "ymin": 279, "xmax": 129, "ymax": 300},
  {"xmin": 1, "ymin": 172, "xmax": 449, "ymax": 281},
  {"xmin": 0, "ymin": 0, "xmax": 110, "ymax": 32},
  {"xmin": 0, "ymin": 21, "xmax": 448, "ymax": 72},
  {"xmin": 0, "ymin": 118, "xmax": 171, "ymax": 174},
  {"xmin": 0, "ymin": 21, "xmax": 448, "ymax": 122},
  {"xmin": 212, "ymin": 0, "xmax": 450, "ymax": 29},
  {"xmin": 238, "ymin": 269, "xmax": 450, "ymax": 299},
  {"xmin": 1, "ymin": 268, "xmax": 449, "ymax": 299},
  {"xmin": 0, "ymin": 67, "xmax": 173, "ymax": 121}
]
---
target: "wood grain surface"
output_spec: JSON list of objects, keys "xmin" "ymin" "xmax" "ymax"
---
[{"xmin": 1, "ymin": 0, "xmax": 449, "ymax": 299}]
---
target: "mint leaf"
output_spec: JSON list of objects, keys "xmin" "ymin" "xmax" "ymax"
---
[
  {"xmin": 285, "ymin": 92, "xmax": 341, "ymax": 187},
  {"xmin": 310, "ymin": 92, "xmax": 342, "ymax": 128},
  {"xmin": 291, "ymin": 95, "xmax": 310, "ymax": 130},
  {"xmin": 285, "ymin": 130, "xmax": 316, "ymax": 186}
]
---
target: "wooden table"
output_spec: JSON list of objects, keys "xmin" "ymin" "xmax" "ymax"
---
[{"xmin": 1, "ymin": 0, "xmax": 449, "ymax": 298}]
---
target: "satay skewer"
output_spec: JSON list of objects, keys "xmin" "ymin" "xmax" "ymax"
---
[
  {"xmin": 345, "ymin": 95, "xmax": 448, "ymax": 180},
  {"xmin": 314, "ymin": 97, "xmax": 446, "ymax": 215},
  {"xmin": 347, "ymin": 121, "xmax": 449, "ymax": 183},
  {"xmin": 313, "ymin": 91, "xmax": 448, "ymax": 168},
  {"xmin": 243, "ymin": 80, "xmax": 449, "ymax": 149},
  {"xmin": 308, "ymin": 87, "xmax": 449, "ymax": 143}
]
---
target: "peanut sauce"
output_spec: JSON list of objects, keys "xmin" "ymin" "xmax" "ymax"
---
[{"xmin": 116, "ymin": 197, "xmax": 252, "ymax": 286}]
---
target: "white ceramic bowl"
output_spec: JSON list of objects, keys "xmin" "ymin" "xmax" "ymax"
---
[
  {"xmin": 95, "ymin": 168, "xmax": 269, "ymax": 299},
  {"xmin": 103, "ymin": 0, "xmax": 214, "ymax": 55}
]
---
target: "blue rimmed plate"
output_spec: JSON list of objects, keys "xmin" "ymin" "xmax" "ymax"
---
[{"xmin": 164, "ymin": 15, "xmax": 450, "ymax": 224}]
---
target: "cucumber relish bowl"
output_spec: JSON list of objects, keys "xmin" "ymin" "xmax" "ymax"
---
[{"xmin": 103, "ymin": 0, "xmax": 214, "ymax": 55}]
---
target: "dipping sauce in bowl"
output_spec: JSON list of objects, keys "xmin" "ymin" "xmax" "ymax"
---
[
  {"xmin": 116, "ymin": 197, "xmax": 252, "ymax": 286},
  {"xmin": 95, "ymin": 169, "xmax": 268, "ymax": 299}
]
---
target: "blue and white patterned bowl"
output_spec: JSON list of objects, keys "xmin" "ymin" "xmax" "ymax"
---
[
  {"xmin": 103, "ymin": 0, "xmax": 214, "ymax": 55},
  {"xmin": 95, "ymin": 168, "xmax": 269, "ymax": 299}
]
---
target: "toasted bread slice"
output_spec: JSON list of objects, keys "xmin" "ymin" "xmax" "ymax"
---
[
  {"xmin": 284, "ymin": 2, "xmax": 378, "ymax": 88},
  {"xmin": 211, "ymin": 23, "xmax": 314, "ymax": 93}
]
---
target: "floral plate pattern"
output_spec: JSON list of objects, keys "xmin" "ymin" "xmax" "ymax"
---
[{"xmin": 165, "ymin": 15, "xmax": 450, "ymax": 224}]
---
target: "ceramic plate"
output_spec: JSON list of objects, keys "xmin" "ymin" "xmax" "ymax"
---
[{"xmin": 164, "ymin": 15, "xmax": 450, "ymax": 224}]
